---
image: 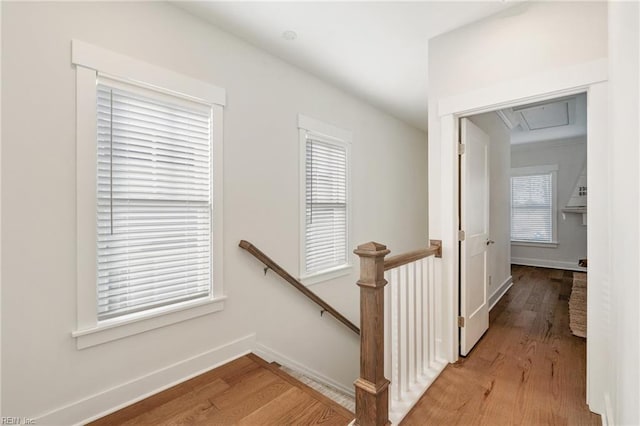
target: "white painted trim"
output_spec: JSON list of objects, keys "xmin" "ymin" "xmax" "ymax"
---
[
  {"xmin": 438, "ymin": 58, "xmax": 607, "ymax": 116},
  {"xmin": 74, "ymin": 52, "xmax": 227, "ymax": 348},
  {"xmin": 488, "ymin": 276, "xmax": 513, "ymax": 311},
  {"xmin": 253, "ymin": 342, "xmax": 355, "ymax": 397},
  {"xmin": 72, "ymin": 297, "xmax": 227, "ymax": 349},
  {"xmin": 298, "ymin": 115, "xmax": 353, "ymax": 285},
  {"xmin": 440, "ymin": 113, "xmax": 459, "ymax": 364},
  {"xmin": 71, "ymin": 40, "xmax": 225, "ymax": 106},
  {"xmin": 584, "ymin": 82, "xmax": 608, "ymax": 415},
  {"xmin": 0, "ymin": 1, "xmax": 3, "ymax": 417},
  {"xmin": 388, "ymin": 359, "xmax": 447, "ymax": 425},
  {"xmin": 511, "ymin": 241, "xmax": 559, "ymax": 248},
  {"xmin": 511, "ymin": 257, "xmax": 586, "ymax": 272},
  {"xmin": 510, "ymin": 165, "xmax": 559, "ymax": 245},
  {"xmin": 76, "ymin": 65, "xmax": 99, "ymax": 332},
  {"xmin": 511, "ymin": 137, "xmax": 586, "ymax": 151},
  {"xmin": 36, "ymin": 334, "xmax": 256, "ymax": 426},
  {"xmin": 510, "ymin": 164, "xmax": 559, "ymax": 176},
  {"xmin": 298, "ymin": 113, "xmax": 352, "ymax": 143},
  {"xmin": 602, "ymin": 393, "xmax": 614, "ymax": 426},
  {"xmin": 434, "ymin": 59, "xmax": 607, "ymax": 415},
  {"xmin": 212, "ymin": 104, "xmax": 225, "ymax": 302},
  {"xmin": 300, "ymin": 264, "xmax": 353, "ymax": 287}
]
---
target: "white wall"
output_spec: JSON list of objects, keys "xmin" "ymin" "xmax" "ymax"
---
[
  {"xmin": 427, "ymin": 0, "xmax": 608, "ymax": 412},
  {"xmin": 469, "ymin": 112, "xmax": 511, "ymax": 304},
  {"xmin": 608, "ymin": 2, "xmax": 640, "ymax": 425},
  {"xmin": 428, "ymin": 1, "xmax": 607, "ymax": 237},
  {"xmin": 511, "ymin": 138, "xmax": 587, "ymax": 271},
  {"xmin": 1, "ymin": 2, "xmax": 428, "ymax": 423}
]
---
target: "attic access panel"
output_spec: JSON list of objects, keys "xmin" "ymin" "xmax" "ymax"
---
[{"xmin": 517, "ymin": 101, "xmax": 570, "ymax": 130}]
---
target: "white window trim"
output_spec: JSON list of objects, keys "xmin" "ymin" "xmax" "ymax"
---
[
  {"xmin": 510, "ymin": 164, "xmax": 559, "ymax": 246},
  {"xmin": 298, "ymin": 114, "xmax": 352, "ymax": 286},
  {"xmin": 72, "ymin": 40, "xmax": 226, "ymax": 349}
]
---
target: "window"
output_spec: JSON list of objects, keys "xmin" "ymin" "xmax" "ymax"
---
[
  {"xmin": 96, "ymin": 77, "xmax": 213, "ymax": 320},
  {"xmin": 72, "ymin": 40, "xmax": 226, "ymax": 348},
  {"xmin": 298, "ymin": 115, "xmax": 352, "ymax": 285},
  {"xmin": 510, "ymin": 165, "xmax": 558, "ymax": 245}
]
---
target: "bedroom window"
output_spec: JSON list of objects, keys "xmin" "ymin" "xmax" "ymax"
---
[{"xmin": 510, "ymin": 165, "xmax": 558, "ymax": 246}]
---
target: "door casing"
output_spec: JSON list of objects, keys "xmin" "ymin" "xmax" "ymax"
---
[{"xmin": 432, "ymin": 58, "xmax": 608, "ymax": 415}]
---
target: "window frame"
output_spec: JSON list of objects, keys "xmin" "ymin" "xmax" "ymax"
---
[
  {"xmin": 298, "ymin": 114, "xmax": 352, "ymax": 286},
  {"xmin": 72, "ymin": 40, "xmax": 226, "ymax": 349},
  {"xmin": 510, "ymin": 164, "xmax": 559, "ymax": 247}
]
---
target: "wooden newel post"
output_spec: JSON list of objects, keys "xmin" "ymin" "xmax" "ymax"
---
[{"xmin": 353, "ymin": 242, "xmax": 391, "ymax": 426}]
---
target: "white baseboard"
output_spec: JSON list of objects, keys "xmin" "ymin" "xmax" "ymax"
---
[
  {"xmin": 254, "ymin": 342, "xmax": 355, "ymax": 397},
  {"xmin": 602, "ymin": 393, "xmax": 614, "ymax": 426},
  {"xmin": 36, "ymin": 334, "xmax": 256, "ymax": 426},
  {"xmin": 511, "ymin": 257, "xmax": 587, "ymax": 272},
  {"xmin": 489, "ymin": 276, "xmax": 513, "ymax": 311}
]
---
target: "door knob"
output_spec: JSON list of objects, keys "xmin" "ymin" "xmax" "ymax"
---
[{"xmin": 486, "ymin": 240, "xmax": 495, "ymax": 246}]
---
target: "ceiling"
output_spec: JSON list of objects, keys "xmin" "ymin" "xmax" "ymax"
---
[
  {"xmin": 174, "ymin": 1, "xmax": 518, "ymax": 132},
  {"xmin": 497, "ymin": 93, "xmax": 587, "ymax": 144}
]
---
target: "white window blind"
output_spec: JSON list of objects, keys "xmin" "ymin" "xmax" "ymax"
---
[
  {"xmin": 511, "ymin": 173, "xmax": 553, "ymax": 243},
  {"xmin": 304, "ymin": 136, "xmax": 348, "ymax": 275},
  {"xmin": 96, "ymin": 77, "xmax": 213, "ymax": 321}
]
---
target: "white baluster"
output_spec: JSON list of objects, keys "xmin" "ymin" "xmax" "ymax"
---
[
  {"xmin": 415, "ymin": 258, "xmax": 424, "ymax": 380},
  {"xmin": 407, "ymin": 262, "xmax": 416, "ymax": 387},
  {"xmin": 399, "ymin": 264, "xmax": 408, "ymax": 397},
  {"xmin": 391, "ymin": 267, "xmax": 400, "ymax": 402},
  {"xmin": 428, "ymin": 255, "xmax": 436, "ymax": 368}
]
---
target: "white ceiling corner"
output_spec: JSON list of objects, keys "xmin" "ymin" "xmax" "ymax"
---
[{"xmin": 172, "ymin": 1, "xmax": 518, "ymax": 132}]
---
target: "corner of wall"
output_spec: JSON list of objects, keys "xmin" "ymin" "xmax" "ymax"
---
[
  {"xmin": 488, "ymin": 276, "xmax": 512, "ymax": 311},
  {"xmin": 253, "ymin": 342, "xmax": 354, "ymax": 397}
]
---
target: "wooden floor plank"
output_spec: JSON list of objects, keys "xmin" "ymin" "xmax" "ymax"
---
[
  {"xmin": 89, "ymin": 353, "xmax": 353, "ymax": 425},
  {"xmin": 401, "ymin": 265, "xmax": 601, "ymax": 426},
  {"xmin": 236, "ymin": 387, "xmax": 318, "ymax": 425}
]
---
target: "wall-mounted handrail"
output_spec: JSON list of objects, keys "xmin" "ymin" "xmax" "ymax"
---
[
  {"xmin": 239, "ymin": 240, "xmax": 360, "ymax": 335},
  {"xmin": 383, "ymin": 239, "xmax": 442, "ymax": 271}
]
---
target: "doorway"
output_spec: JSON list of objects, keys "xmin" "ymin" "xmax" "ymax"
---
[
  {"xmin": 432, "ymin": 60, "xmax": 608, "ymax": 413},
  {"xmin": 459, "ymin": 94, "xmax": 589, "ymax": 356}
]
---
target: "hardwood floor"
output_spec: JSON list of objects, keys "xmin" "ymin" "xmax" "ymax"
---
[
  {"xmin": 402, "ymin": 265, "xmax": 601, "ymax": 426},
  {"xmin": 88, "ymin": 353, "xmax": 353, "ymax": 426}
]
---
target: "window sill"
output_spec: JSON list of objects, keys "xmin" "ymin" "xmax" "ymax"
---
[
  {"xmin": 72, "ymin": 296, "xmax": 226, "ymax": 349},
  {"xmin": 300, "ymin": 265, "xmax": 352, "ymax": 286},
  {"xmin": 511, "ymin": 240, "xmax": 559, "ymax": 248}
]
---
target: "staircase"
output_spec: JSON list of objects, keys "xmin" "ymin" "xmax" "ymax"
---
[
  {"xmin": 90, "ymin": 238, "xmax": 445, "ymax": 425},
  {"xmin": 278, "ymin": 365, "xmax": 356, "ymax": 412}
]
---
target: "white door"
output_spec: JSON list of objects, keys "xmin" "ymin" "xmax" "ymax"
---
[{"xmin": 460, "ymin": 118, "xmax": 490, "ymax": 356}]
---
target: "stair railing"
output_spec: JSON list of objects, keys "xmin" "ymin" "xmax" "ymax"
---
[
  {"xmin": 353, "ymin": 240, "xmax": 442, "ymax": 425},
  {"xmin": 239, "ymin": 240, "xmax": 360, "ymax": 335},
  {"xmin": 239, "ymin": 238, "xmax": 443, "ymax": 425}
]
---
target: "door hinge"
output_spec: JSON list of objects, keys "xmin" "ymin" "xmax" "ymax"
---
[
  {"xmin": 458, "ymin": 143, "xmax": 465, "ymax": 155},
  {"xmin": 458, "ymin": 230, "xmax": 466, "ymax": 241},
  {"xmin": 458, "ymin": 316, "xmax": 465, "ymax": 327}
]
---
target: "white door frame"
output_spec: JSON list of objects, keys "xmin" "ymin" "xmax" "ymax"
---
[{"xmin": 434, "ymin": 58, "xmax": 608, "ymax": 415}]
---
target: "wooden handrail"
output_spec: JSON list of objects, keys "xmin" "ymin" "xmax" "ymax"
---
[
  {"xmin": 383, "ymin": 239, "xmax": 442, "ymax": 271},
  {"xmin": 239, "ymin": 240, "xmax": 360, "ymax": 335}
]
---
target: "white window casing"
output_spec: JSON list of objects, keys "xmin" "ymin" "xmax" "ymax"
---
[
  {"xmin": 510, "ymin": 165, "xmax": 558, "ymax": 247},
  {"xmin": 298, "ymin": 114, "xmax": 352, "ymax": 285},
  {"xmin": 72, "ymin": 40, "xmax": 226, "ymax": 349}
]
